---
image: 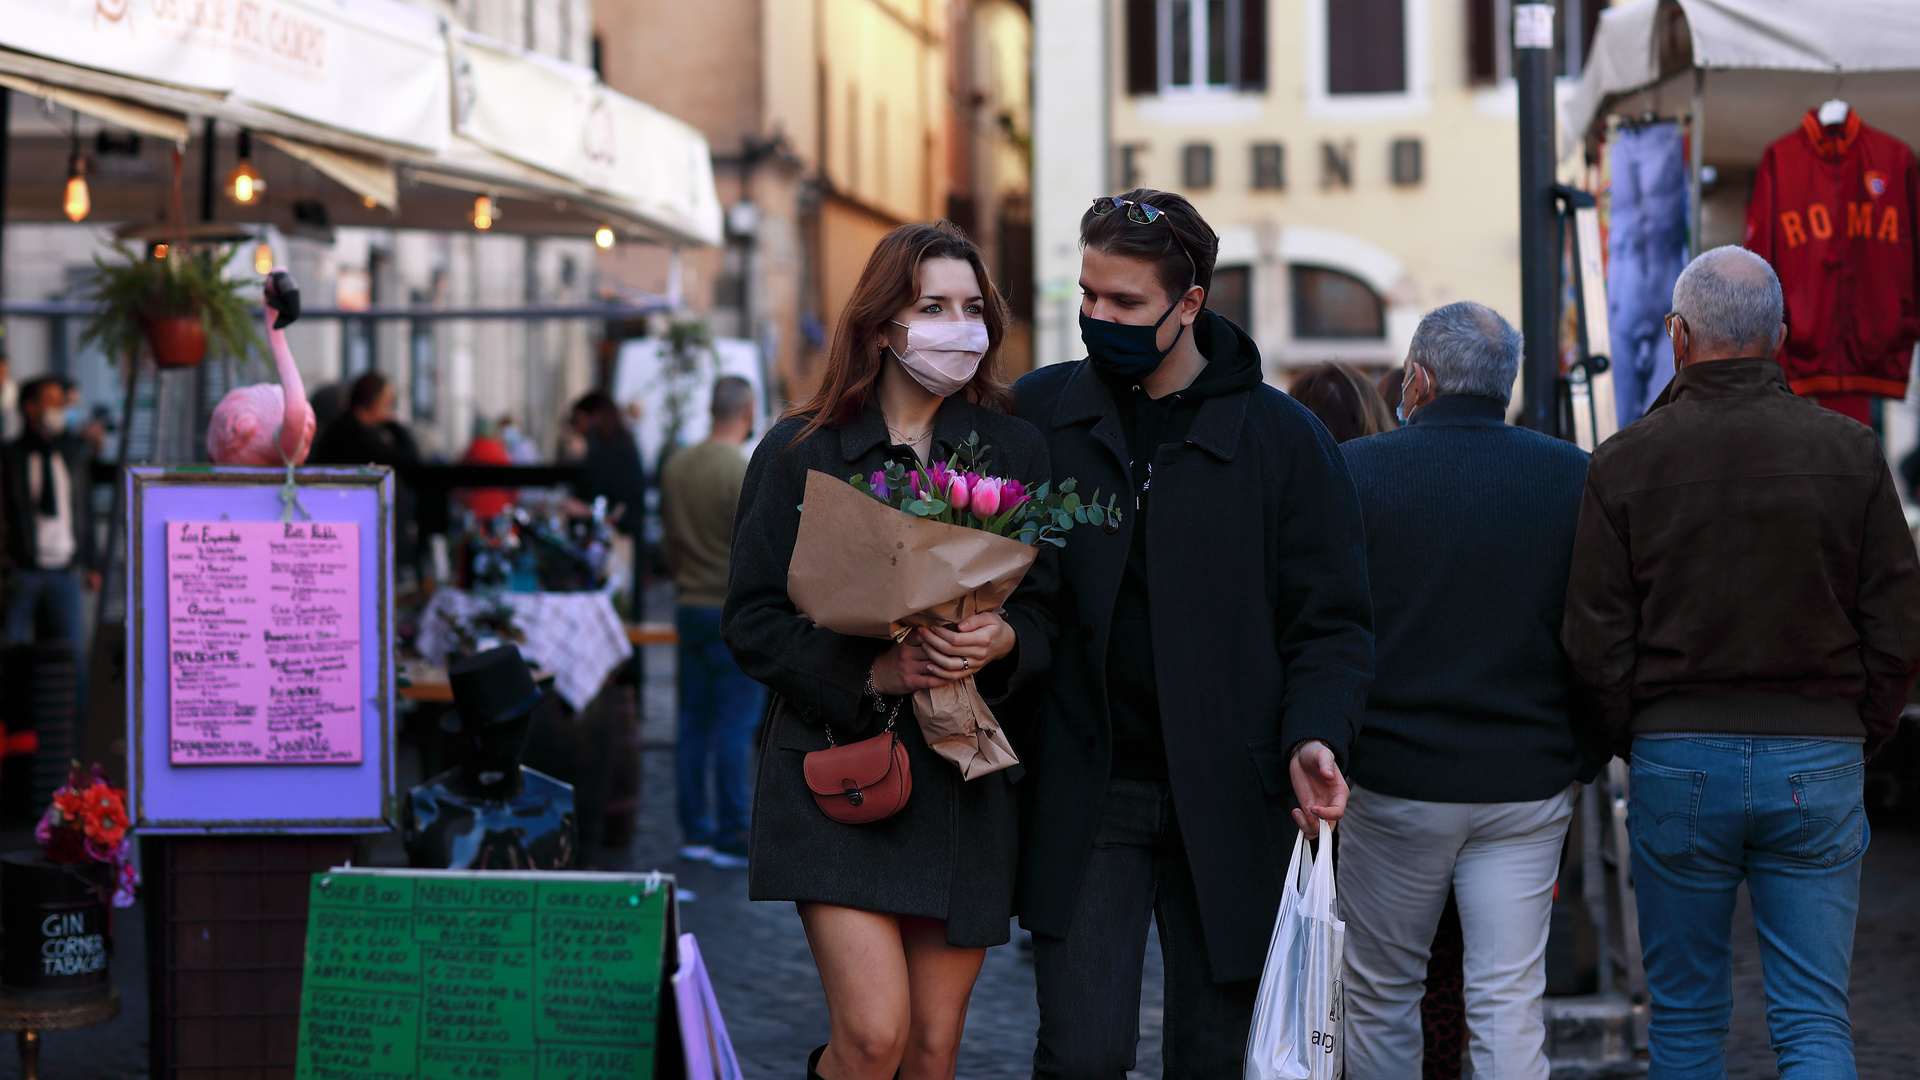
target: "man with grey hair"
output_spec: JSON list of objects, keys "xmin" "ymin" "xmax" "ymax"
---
[
  {"xmin": 1340, "ymin": 301, "xmax": 1601, "ymax": 1079},
  {"xmin": 1564, "ymin": 246, "xmax": 1920, "ymax": 1076}
]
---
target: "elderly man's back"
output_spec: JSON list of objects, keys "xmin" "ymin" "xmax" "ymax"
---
[
  {"xmin": 1563, "ymin": 357, "xmax": 1919, "ymax": 750},
  {"xmin": 1338, "ymin": 302, "xmax": 1598, "ymax": 1080},
  {"xmin": 1562, "ymin": 246, "xmax": 1920, "ymax": 1079}
]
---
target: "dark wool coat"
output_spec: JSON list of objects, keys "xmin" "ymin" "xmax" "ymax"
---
[
  {"xmin": 722, "ymin": 400, "xmax": 1058, "ymax": 948},
  {"xmin": 1011, "ymin": 359, "xmax": 1374, "ymax": 983}
]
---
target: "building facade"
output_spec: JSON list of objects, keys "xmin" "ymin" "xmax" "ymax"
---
[
  {"xmin": 594, "ymin": 0, "xmax": 1036, "ymax": 399},
  {"xmin": 1035, "ymin": 0, "xmax": 1606, "ymax": 380}
]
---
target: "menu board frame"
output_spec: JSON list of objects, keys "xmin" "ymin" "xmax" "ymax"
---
[{"xmin": 128, "ymin": 466, "xmax": 396, "ymax": 833}]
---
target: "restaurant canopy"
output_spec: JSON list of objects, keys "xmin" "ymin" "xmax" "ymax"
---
[
  {"xmin": 1561, "ymin": 0, "xmax": 1920, "ymax": 166},
  {"xmin": 0, "ymin": 0, "xmax": 721, "ymax": 245}
]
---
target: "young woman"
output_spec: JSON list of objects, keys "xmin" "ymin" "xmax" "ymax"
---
[{"xmin": 722, "ymin": 222, "xmax": 1056, "ymax": 1080}]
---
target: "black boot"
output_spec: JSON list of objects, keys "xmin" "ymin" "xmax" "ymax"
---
[{"xmin": 807, "ymin": 1044, "xmax": 829, "ymax": 1080}]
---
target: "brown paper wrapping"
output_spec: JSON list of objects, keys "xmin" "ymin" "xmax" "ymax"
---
[{"xmin": 788, "ymin": 470, "xmax": 1038, "ymax": 779}]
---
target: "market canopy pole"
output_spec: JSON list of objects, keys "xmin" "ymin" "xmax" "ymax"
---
[{"xmin": 1516, "ymin": 3, "xmax": 1559, "ymax": 436}]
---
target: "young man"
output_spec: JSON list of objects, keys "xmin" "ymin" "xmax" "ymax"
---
[
  {"xmin": 1012, "ymin": 189, "xmax": 1374, "ymax": 1077},
  {"xmin": 660, "ymin": 376, "xmax": 764, "ymax": 868}
]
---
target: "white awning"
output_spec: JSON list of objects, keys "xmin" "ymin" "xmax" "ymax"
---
[
  {"xmin": 0, "ymin": 71, "xmax": 189, "ymax": 142},
  {"xmin": 452, "ymin": 33, "xmax": 724, "ymax": 247},
  {"xmin": 1562, "ymin": 0, "xmax": 1920, "ymax": 164},
  {"xmin": 0, "ymin": 0, "xmax": 449, "ymax": 152}
]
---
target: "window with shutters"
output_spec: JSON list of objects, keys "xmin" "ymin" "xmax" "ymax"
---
[
  {"xmin": 1306, "ymin": 0, "xmax": 1426, "ymax": 118},
  {"xmin": 1207, "ymin": 266, "xmax": 1253, "ymax": 330},
  {"xmin": 1126, "ymin": 0, "xmax": 1266, "ymax": 96},
  {"xmin": 1182, "ymin": 143, "xmax": 1214, "ymax": 188},
  {"xmin": 1327, "ymin": 0, "xmax": 1406, "ymax": 95},
  {"xmin": 1292, "ymin": 265, "xmax": 1385, "ymax": 339}
]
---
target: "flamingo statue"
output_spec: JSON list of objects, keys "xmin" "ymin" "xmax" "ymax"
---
[{"xmin": 208, "ymin": 268, "xmax": 314, "ymax": 466}]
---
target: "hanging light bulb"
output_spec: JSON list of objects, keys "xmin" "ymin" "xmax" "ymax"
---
[
  {"xmin": 62, "ymin": 114, "xmax": 89, "ymax": 222},
  {"xmin": 253, "ymin": 242, "xmax": 274, "ymax": 275},
  {"xmin": 153, "ymin": 243, "xmax": 170, "ymax": 260},
  {"xmin": 594, "ymin": 224, "xmax": 616, "ymax": 250},
  {"xmin": 471, "ymin": 195, "xmax": 496, "ymax": 230},
  {"xmin": 63, "ymin": 153, "xmax": 90, "ymax": 222},
  {"xmin": 225, "ymin": 129, "xmax": 265, "ymax": 207}
]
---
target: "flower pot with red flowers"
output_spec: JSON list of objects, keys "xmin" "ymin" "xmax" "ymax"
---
[
  {"xmin": 1, "ymin": 763, "xmax": 138, "ymax": 1001},
  {"xmin": 79, "ymin": 243, "xmax": 261, "ymax": 371}
]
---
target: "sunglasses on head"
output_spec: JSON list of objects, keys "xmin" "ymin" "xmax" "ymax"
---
[{"xmin": 1089, "ymin": 196, "xmax": 1199, "ymax": 291}]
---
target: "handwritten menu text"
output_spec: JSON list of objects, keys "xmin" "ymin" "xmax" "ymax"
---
[
  {"xmin": 167, "ymin": 520, "xmax": 362, "ymax": 765},
  {"xmin": 295, "ymin": 870, "xmax": 668, "ymax": 1080}
]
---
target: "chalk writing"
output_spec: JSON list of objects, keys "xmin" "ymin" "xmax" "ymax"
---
[
  {"xmin": 167, "ymin": 520, "xmax": 361, "ymax": 764},
  {"xmin": 296, "ymin": 870, "xmax": 668, "ymax": 1080}
]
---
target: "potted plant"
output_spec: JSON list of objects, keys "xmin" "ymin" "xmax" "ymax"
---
[
  {"xmin": 0, "ymin": 763, "xmax": 136, "ymax": 1001},
  {"xmin": 79, "ymin": 243, "xmax": 261, "ymax": 368}
]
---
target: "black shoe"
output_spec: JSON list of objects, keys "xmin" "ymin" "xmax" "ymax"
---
[{"xmin": 807, "ymin": 1044, "xmax": 828, "ymax": 1080}]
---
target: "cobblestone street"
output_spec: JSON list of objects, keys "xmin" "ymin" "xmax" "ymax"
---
[{"xmin": 4, "ymin": 630, "xmax": 1915, "ymax": 1078}]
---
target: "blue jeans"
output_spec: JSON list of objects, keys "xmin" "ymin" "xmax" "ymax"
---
[
  {"xmin": 5, "ymin": 568, "xmax": 83, "ymax": 646},
  {"xmin": 1630, "ymin": 736, "xmax": 1867, "ymax": 1080},
  {"xmin": 674, "ymin": 606, "xmax": 765, "ymax": 847}
]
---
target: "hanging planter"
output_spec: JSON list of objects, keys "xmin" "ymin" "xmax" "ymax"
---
[
  {"xmin": 78, "ymin": 242, "xmax": 261, "ymax": 370},
  {"xmin": 145, "ymin": 315, "xmax": 209, "ymax": 368}
]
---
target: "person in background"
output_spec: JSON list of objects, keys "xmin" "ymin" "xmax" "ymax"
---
[
  {"xmin": 57, "ymin": 378, "xmax": 105, "ymax": 454},
  {"xmin": 499, "ymin": 414, "xmax": 542, "ymax": 464},
  {"xmin": 2, "ymin": 377, "xmax": 99, "ymax": 651},
  {"xmin": 1339, "ymin": 303, "xmax": 1600, "ymax": 1080},
  {"xmin": 0, "ymin": 354, "xmax": 19, "ymax": 443},
  {"xmin": 1288, "ymin": 362, "xmax": 1395, "ymax": 442},
  {"xmin": 564, "ymin": 391, "xmax": 645, "ymax": 533},
  {"xmin": 312, "ymin": 372, "xmax": 423, "ymax": 563},
  {"xmin": 308, "ymin": 382, "xmax": 347, "ymax": 438},
  {"xmin": 660, "ymin": 375, "xmax": 762, "ymax": 870},
  {"xmin": 458, "ymin": 418, "xmax": 514, "ymax": 522},
  {"xmin": 1564, "ymin": 247, "xmax": 1920, "ymax": 1077}
]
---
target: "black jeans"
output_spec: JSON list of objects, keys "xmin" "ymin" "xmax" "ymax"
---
[{"xmin": 1031, "ymin": 778, "xmax": 1258, "ymax": 1079}]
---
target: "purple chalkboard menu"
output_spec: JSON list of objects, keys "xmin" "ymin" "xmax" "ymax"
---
[{"xmin": 129, "ymin": 468, "xmax": 395, "ymax": 834}]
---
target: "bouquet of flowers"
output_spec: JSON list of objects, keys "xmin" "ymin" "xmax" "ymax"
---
[
  {"xmin": 36, "ymin": 762, "xmax": 138, "ymax": 908},
  {"xmin": 788, "ymin": 433, "xmax": 1120, "ymax": 779}
]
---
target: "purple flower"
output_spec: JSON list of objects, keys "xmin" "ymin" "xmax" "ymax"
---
[
  {"xmin": 1000, "ymin": 478, "xmax": 1030, "ymax": 509},
  {"xmin": 869, "ymin": 469, "xmax": 892, "ymax": 500}
]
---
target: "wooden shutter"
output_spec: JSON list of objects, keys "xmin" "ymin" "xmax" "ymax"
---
[
  {"xmin": 1466, "ymin": 0, "xmax": 1497, "ymax": 85},
  {"xmin": 1126, "ymin": 0, "xmax": 1158, "ymax": 95},
  {"xmin": 1240, "ymin": 0, "xmax": 1267, "ymax": 90},
  {"xmin": 1328, "ymin": 0, "xmax": 1407, "ymax": 95}
]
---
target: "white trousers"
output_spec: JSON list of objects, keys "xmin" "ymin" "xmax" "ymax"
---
[{"xmin": 1339, "ymin": 784, "xmax": 1576, "ymax": 1080}]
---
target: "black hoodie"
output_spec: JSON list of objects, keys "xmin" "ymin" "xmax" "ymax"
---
[{"xmin": 1100, "ymin": 310, "xmax": 1266, "ymax": 780}]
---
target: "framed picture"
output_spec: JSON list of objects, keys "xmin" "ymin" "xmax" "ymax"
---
[{"xmin": 127, "ymin": 466, "xmax": 395, "ymax": 833}]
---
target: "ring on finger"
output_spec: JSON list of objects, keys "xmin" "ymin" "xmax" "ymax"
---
[{"xmin": 962, "ymin": 658, "xmax": 970, "ymax": 670}]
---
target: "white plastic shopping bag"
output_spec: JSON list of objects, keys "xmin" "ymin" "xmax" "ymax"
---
[{"xmin": 1245, "ymin": 826, "xmax": 1345, "ymax": 1080}]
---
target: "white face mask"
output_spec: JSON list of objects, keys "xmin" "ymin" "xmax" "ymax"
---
[{"xmin": 888, "ymin": 320, "xmax": 989, "ymax": 398}]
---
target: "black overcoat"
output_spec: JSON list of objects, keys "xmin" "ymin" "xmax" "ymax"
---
[
  {"xmin": 1010, "ymin": 359, "xmax": 1374, "ymax": 983},
  {"xmin": 721, "ymin": 400, "xmax": 1058, "ymax": 947}
]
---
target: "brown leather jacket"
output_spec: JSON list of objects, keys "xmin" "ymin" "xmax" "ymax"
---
[{"xmin": 1562, "ymin": 357, "xmax": 1920, "ymax": 757}]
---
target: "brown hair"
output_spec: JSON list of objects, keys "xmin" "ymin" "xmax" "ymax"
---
[
  {"xmin": 1079, "ymin": 187, "xmax": 1220, "ymax": 303},
  {"xmin": 1289, "ymin": 363, "xmax": 1394, "ymax": 443},
  {"xmin": 787, "ymin": 221, "xmax": 1011, "ymax": 446}
]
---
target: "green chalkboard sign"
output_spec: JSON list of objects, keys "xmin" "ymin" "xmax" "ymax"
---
[{"xmin": 294, "ymin": 867, "xmax": 675, "ymax": 1080}]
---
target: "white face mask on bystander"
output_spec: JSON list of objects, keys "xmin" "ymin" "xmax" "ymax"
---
[{"xmin": 888, "ymin": 320, "xmax": 989, "ymax": 398}]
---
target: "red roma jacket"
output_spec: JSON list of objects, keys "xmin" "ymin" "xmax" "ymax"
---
[{"xmin": 1745, "ymin": 111, "xmax": 1920, "ymax": 398}]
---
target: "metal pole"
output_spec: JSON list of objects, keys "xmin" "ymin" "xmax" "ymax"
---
[
  {"xmin": 1515, "ymin": 3, "xmax": 1559, "ymax": 435},
  {"xmin": 1689, "ymin": 68, "xmax": 1705, "ymax": 258},
  {"xmin": 199, "ymin": 117, "xmax": 217, "ymax": 222},
  {"xmin": 1, "ymin": 87, "xmax": 11, "ymax": 363}
]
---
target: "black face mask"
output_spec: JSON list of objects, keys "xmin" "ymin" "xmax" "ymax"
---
[{"xmin": 1081, "ymin": 298, "xmax": 1188, "ymax": 381}]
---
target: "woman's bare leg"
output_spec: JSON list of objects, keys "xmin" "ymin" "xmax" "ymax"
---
[
  {"xmin": 897, "ymin": 915, "xmax": 987, "ymax": 1080},
  {"xmin": 798, "ymin": 903, "xmax": 913, "ymax": 1080}
]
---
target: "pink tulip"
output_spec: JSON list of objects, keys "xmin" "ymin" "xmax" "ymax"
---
[
  {"xmin": 971, "ymin": 476, "xmax": 1001, "ymax": 517},
  {"xmin": 948, "ymin": 473, "xmax": 971, "ymax": 511}
]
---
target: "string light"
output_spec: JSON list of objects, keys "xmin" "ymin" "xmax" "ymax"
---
[
  {"xmin": 594, "ymin": 224, "xmax": 615, "ymax": 250},
  {"xmin": 253, "ymin": 243, "xmax": 274, "ymax": 275},
  {"xmin": 62, "ymin": 115, "xmax": 89, "ymax": 222},
  {"xmin": 63, "ymin": 153, "xmax": 90, "ymax": 222},
  {"xmin": 225, "ymin": 130, "xmax": 265, "ymax": 207},
  {"xmin": 471, "ymin": 195, "xmax": 496, "ymax": 230},
  {"xmin": 153, "ymin": 244, "xmax": 170, "ymax": 260}
]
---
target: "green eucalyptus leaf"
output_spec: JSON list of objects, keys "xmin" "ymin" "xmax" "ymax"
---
[
  {"xmin": 1059, "ymin": 478, "xmax": 1077, "ymax": 495},
  {"xmin": 1088, "ymin": 505, "xmax": 1106, "ymax": 526},
  {"xmin": 1074, "ymin": 507, "xmax": 1089, "ymax": 524},
  {"xmin": 1062, "ymin": 493, "xmax": 1082, "ymax": 512}
]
